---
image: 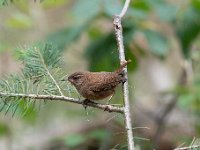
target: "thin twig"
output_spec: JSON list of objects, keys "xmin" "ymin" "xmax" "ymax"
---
[
  {"xmin": 113, "ymin": 0, "xmax": 134, "ymax": 149},
  {"xmin": 174, "ymin": 145, "xmax": 200, "ymax": 150},
  {"xmin": 36, "ymin": 47, "xmax": 64, "ymax": 96},
  {"xmin": 190, "ymin": 137, "xmax": 196, "ymax": 147},
  {"xmin": 176, "ymin": 143, "xmax": 186, "ymax": 149},
  {"xmin": 119, "ymin": 0, "xmax": 131, "ymax": 18},
  {"xmin": 132, "ymin": 127, "xmax": 150, "ymax": 130},
  {"xmin": 0, "ymin": 92, "xmax": 124, "ymax": 114}
]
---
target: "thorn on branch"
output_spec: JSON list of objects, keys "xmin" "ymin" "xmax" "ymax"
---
[{"xmin": 113, "ymin": 15, "xmax": 122, "ymax": 30}]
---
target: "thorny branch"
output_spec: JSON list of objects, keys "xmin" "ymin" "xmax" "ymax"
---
[
  {"xmin": 114, "ymin": 0, "xmax": 134, "ymax": 150},
  {"xmin": 0, "ymin": 92, "xmax": 124, "ymax": 114}
]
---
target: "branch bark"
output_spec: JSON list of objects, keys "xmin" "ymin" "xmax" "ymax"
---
[
  {"xmin": 174, "ymin": 145, "xmax": 200, "ymax": 150},
  {"xmin": 113, "ymin": 0, "xmax": 134, "ymax": 149},
  {"xmin": 0, "ymin": 92, "xmax": 124, "ymax": 114},
  {"xmin": 119, "ymin": 0, "xmax": 131, "ymax": 18}
]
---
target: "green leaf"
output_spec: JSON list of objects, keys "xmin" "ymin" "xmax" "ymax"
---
[
  {"xmin": 154, "ymin": 4, "xmax": 177, "ymax": 21},
  {"xmin": 144, "ymin": 30, "xmax": 169, "ymax": 57},
  {"xmin": 64, "ymin": 134, "xmax": 86, "ymax": 148},
  {"xmin": 41, "ymin": 0, "xmax": 68, "ymax": 9},
  {"xmin": 131, "ymin": 0, "xmax": 151, "ymax": 11},
  {"xmin": 88, "ymin": 129, "xmax": 108, "ymax": 141},
  {"xmin": 128, "ymin": 8, "xmax": 149, "ymax": 20},
  {"xmin": 192, "ymin": 0, "xmax": 200, "ymax": 11},
  {"xmin": 85, "ymin": 32, "xmax": 119, "ymax": 72},
  {"xmin": 6, "ymin": 13, "xmax": 32, "ymax": 29},
  {"xmin": 104, "ymin": 0, "xmax": 122, "ymax": 16},
  {"xmin": 0, "ymin": 0, "xmax": 12, "ymax": 6},
  {"xmin": 46, "ymin": 26, "xmax": 85, "ymax": 52},
  {"xmin": 86, "ymin": 21, "xmax": 137, "ymax": 72},
  {"xmin": 176, "ymin": 7, "xmax": 200, "ymax": 58},
  {"xmin": 12, "ymin": 0, "xmax": 29, "ymax": 13},
  {"xmin": 0, "ymin": 123, "xmax": 10, "ymax": 137},
  {"xmin": 178, "ymin": 94, "xmax": 195, "ymax": 109},
  {"xmin": 0, "ymin": 43, "xmax": 9, "ymax": 54},
  {"xmin": 71, "ymin": 0, "xmax": 101, "ymax": 25}
]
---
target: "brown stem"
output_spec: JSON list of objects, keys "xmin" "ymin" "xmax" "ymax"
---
[
  {"xmin": 113, "ymin": 2, "xmax": 134, "ymax": 149},
  {"xmin": 0, "ymin": 92, "xmax": 124, "ymax": 114}
]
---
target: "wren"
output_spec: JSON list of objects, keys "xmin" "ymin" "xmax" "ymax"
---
[{"xmin": 67, "ymin": 60, "xmax": 131, "ymax": 101}]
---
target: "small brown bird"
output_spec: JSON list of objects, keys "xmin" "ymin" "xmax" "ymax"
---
[{"xmin": 67, "ymin": 60, "xmax": 131, "ymax": 101}]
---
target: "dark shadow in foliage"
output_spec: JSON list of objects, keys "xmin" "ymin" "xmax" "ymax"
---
[
  {"xmin": 176, "ymin": 2, "xmax": 200, "ymax": 58},
  {"xmin": 85, "ymin": 20, "xmax": 137, "ymax": 72},
  {"xmin": 46, "ymin": 26, "xmax": 85, "ymax": 53}
]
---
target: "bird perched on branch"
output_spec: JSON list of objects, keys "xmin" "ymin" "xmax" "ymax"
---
[{"xmin": 67, "ymin": 60, "xmax": 131, "ymax": 102}]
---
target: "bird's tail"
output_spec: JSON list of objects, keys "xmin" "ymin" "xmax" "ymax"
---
[{"xmin": 115, "ymin": 59, "xmax": 131, "ymax": 74}]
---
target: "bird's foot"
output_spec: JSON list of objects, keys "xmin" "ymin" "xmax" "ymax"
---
[
  {"xmin": 118, "ymin": 70, "xmax": 125, "ymax": 77},
  {"xmin": 82, "ymin": 99, "xmax": 95, "ymax": 110},
  {"xmin": 122, "ymin": 78, "xmax": 127, "ymax": 84},
  {"xmin": 104, "ymin": 105, "xmax": 112, "ymax": 112},
  {"xmin": 119, "ymin": 71, "xmax": 127, "ymax": 84}
]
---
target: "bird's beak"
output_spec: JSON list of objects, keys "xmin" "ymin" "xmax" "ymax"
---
[
  {"xmin": 67, "ymin": 76, "xmax": 73, "ymax": 83},
  {"xmin": 68, "ymin": 77, "xmax": 72, "ymax": 83},
  {"xmin": 61, "ymin": 75, "xmax": 68, "ymax": 82}
]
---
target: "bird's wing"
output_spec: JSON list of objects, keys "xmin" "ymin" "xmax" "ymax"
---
[
  {"xmin": 89, "ymin": 74, "xmax": 121, "ymax": 92},
  {"xmin": 90, "ymin": 82, "xmax": 117, "ymax": 92}
]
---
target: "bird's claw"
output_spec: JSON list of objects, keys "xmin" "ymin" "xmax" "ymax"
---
[
  {"xmin": 82, "ymin": 99, "xmax": 95, "ymax": 110},
  {"xmin": 119, "ymin": 70, "xmax": 125, "ymax": 77},
  {"xmin": 122, "ymin": 78, "xmax": 127, "ymax": 84},
  {"xmin": 104, "ymin": 105, "xmax": 112, "ymax": 112}
]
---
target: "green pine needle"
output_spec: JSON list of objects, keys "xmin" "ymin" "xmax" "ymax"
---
[{"xmin": 0, "ymin": 43, "xmax": 70, "ymax": 116}]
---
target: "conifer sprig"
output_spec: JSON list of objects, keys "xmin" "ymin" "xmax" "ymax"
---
[{"xmin": 0, "ymin": 43, "xmax": 68, "ymax": 115}]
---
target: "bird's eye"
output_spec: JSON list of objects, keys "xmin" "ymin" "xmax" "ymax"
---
[{"xmin": 72, "ymin": 75, "xmax": 82, "ymax": 80}]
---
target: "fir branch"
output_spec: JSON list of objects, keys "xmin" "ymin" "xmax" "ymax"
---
[
  {"xmin": 0, "ymin": 43, "xmax": 67, "ymax": 114},
  {"xmin": 0, "ymin": 92, "xmax": 124, "ymax": 114},
  {"xmin": 36, "ymin": 47, "xmax": 64, "ymax": 96}
]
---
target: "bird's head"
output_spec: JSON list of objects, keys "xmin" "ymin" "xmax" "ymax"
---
[{"xmin": 67, "ymin": 72, "xmax": 87, "ymax": 87}]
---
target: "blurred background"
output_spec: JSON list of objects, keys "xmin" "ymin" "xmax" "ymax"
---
[{"xmin": 0, "ymin": 0, "xmax": 200, "ymax": 149}]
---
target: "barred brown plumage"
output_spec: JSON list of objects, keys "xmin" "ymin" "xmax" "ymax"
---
[{"xmin": 67, "ymin": 60, "xmax": 131, "ymax": 100}]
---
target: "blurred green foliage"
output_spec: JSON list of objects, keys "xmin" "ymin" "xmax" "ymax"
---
[
  {"xmin": 2, "ymin": 0, "xmax": 197, "ymax": 70},
  {"xmin": 176, "ymin": 1, "xmax": 200, "ymax": 58},
  {"xmin": 0, "ymin": 0, "xmax": 200, "ymax": 149},
  {"xmin": 0, "ymin": 43, "xmax": 70, "ymax": 119},
  {"xmin": 64, "ymin": 129, "xmax": 109, "ymax": 148},
  {"xmin": 6, "ymin": 13, "xmax": 32, "ymax": 29},
  {"xmin": 0, "ymin": 123, "xmax": 10, "ymax": 137},
  {"xmin": 144, "ymin": 30, "xmax": 169, "ymax": 57},
  {"xmin": 41, "ymin": 0, "xmax": 68, "ymax": 8},
  {"xmin": 46, "ymin": 26, "xmax": 85, "ymax": 51},
  {"xmin": 43, "ymin": 0, "xmax": 200, "ymax": 71},
  {"xmin": 178, "ymin": 50, "xmax": 200, "ymax": 115},
  {"xmin": 64, "ymin": 134, "xmax": 86, "ymax": 148}
]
